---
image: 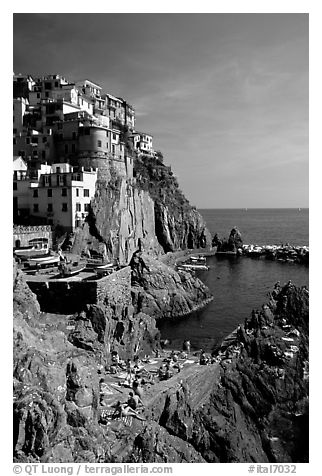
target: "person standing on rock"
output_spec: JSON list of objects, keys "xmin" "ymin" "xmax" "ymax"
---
[
  {"xmin": 183, "ymin": 339, "xmax": 191, "ymax": 353},
  {"xmin": 132, "ymin": 378, "xmax": 144, "ymax": 398},
  {"xmin": 126, "ymin": 358, "xmax": 132, "ymax": 383}
]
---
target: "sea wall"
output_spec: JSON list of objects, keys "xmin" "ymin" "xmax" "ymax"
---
[{"xmin": 26, "ymin": 267, "xmax": 131, "ymax": 313}]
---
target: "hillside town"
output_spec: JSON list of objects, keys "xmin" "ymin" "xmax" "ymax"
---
[{"xmin": 13, "ymin": 73, "xmax": 155, "ymax": 233}]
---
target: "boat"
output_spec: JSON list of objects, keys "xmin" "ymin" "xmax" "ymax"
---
[
  {"xmin": 26, "ymin": 254, "xmax": 60, "ymax": 268},
  {"xmin": 215, "ymin": 250, "xmax": 237, "ymax": 256},
  {"xmin": 95, "ymin": 263, "xmax": 116, "ymax": 276},
  {"xmin": 190, "ymin": 255, "xmax": 206, "ymax": 263},
  {"xmin": 14, "ymin": 247, "xmax": 50, "ymax": 261},
  {"xmin": 56, "ymin": 263, "xmax": 86, "ymax": 278},
  {"xmin": 180, "ymin": 263, "xmax": 209, "ymax": 271}
]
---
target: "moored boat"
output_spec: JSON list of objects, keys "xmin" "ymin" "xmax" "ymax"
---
[
  {"xmin": 26, "ymin": 254, "xmax": 60, "ymax": 268},
  {"xmin": 180, "ymin": 263, "xmax": 209, "ymax": 271},
  {"xmin": 95, "ymin": 263, "xmax": 116, "ymax": 276}
]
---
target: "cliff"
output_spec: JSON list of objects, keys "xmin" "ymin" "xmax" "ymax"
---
[
  {"xmin": 69, "ymin": 154, "xmax": 211, "ymax": 264},
  {"xmin": 130, "ymin": 251, "xmax": 213, "ymax": 319},
  {"xmin": 13, "ymin": 261, "xmax": 309, "ymax": 463},
  {"xmin": 133, "ymin": 155, "xmax": 212, "ymax": 252},
  {"xmin": 13, "ymin": 262, "xmax": 160, "ymax": 462}
]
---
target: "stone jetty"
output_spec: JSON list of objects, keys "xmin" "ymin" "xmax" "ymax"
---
[{"xmin": 241, "ymin": 243, "xmax": 309, "ymax": 264}]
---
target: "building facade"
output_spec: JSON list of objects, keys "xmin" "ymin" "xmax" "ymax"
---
[{"xmin": 13, "ymin": 162, "xmax": 97, "ymax": 232}]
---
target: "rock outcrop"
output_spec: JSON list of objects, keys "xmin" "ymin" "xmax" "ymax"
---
[
  {"xmin": 130, "ymin": 251, "xmax": 213, "ymax": 320},
  {"xmin": 13, "ymin": 258, "xmax": 309, "ymax": 463},
  {"xmin": 131, "ymin": 283, "xmax": 309, "ymax": 463},
  {"xmin": 13, "ymin": 263, "xmax": 160, "ymax": 462},
  {"xmin": 213, "ymin": 227, "xmax": 243, "ymax": 252},
  {"xmin": 69, "ymin": 155, "xmax": 211, "ymax": 265},
  {"xmin": 134, "ymin": 155, "xmax": 212, "ymax": 252}
]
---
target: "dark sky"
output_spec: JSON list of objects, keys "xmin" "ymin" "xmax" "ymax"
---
[{"xmin": 13, "ymin": 13, "xmax": 309, "ymax": 208}]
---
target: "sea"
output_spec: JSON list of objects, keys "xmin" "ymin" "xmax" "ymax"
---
[{"xmin": 157, "ymin": 208, "xmax": 309, "ymax": 353}]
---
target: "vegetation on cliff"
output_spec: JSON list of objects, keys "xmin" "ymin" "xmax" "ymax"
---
[{"xmin": 134, "ymin": 154, "xmax": 211, "ymax": 252}]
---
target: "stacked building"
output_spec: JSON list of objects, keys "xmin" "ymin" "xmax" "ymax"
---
[{"xmin": 13, "ymin": 73, "xmax": 155, "ymax": 233}]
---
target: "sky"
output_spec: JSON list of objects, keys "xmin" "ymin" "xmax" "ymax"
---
[{"xmin": 13, "ymin": 13, "xmax": 309, "ymax": 208}]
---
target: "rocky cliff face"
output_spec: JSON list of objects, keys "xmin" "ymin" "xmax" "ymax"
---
[
  {"xmin": 70, "ymin": 175, "xmax": 162, "ymax": 265},
  {"xmin": 130, "ymin": 283, "xmax": 309, "ymax": 463},
  {"xmin": 69, "ymin": 155, "xmax": 211, "ymax": 264},
  {"xmin": 134, "ymin": 155, "xmax": 212, "ymax": 252},
  {"xmin": 13, "ymin": 260, "xmax": 309, "ymax": 463},
  {"xmin": 130, "ymin": 251, "xmax": 213, "ymax": 320},
  {"xmin": 13, "ymin": 263, "xmax": 160, "ymax": 462}
]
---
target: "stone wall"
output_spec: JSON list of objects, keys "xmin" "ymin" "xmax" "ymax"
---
[
  {"xmin": 26, "ymin": 267, "xmax": 131, "ymax": 313},
  {"xmin": 13, "ymin": 225, "xmax": 53, "ymax": 248},
  {"xmin": 96, "ymin": 266, "xmax": 131, "ymax": 307}
]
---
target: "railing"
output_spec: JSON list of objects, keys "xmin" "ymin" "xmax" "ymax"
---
[{"xmin": 13, "ymin": 225, "xmax": 52, "ymax": 233}]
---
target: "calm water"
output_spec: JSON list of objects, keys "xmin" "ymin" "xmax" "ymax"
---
[{"xmin": 158, "ymin": 209, "xmax": 309, "ymax": 352}]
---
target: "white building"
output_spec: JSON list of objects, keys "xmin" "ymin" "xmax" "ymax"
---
[
  {"xmin": 131, "ymin": 132, "xmax": 154, "ymax": 156},
  {"xmin": 13, "ymin": 161, "xmax": 98, "ymax": 232}
]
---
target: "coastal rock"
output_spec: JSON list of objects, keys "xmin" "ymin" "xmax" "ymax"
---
[
  {"xmin": 69, "ymin": 304, "xmax": 160, "ymax": 361},
  {"xmin": 134, "ymin": 155, "xmax": 212, "ymax": 252},
  {"xmin": 70, "ymin": 155, "xmax": 211, "ymax": 264},
  {"xmin": 70, "ymin": 175, "xmax": 162, "ymax": 265},
  {"xmin": 213, "ymin": 227, "xmax": 243, "ymax": 252},
  {"xmin": 13, "ymin": 260, "xmax": 309, "ymax": 463},
  {"xmin": 130, "ymin": 251, "xmax": 213, "ymax": 319}
]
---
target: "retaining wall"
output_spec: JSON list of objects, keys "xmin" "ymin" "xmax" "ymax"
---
[{"xmin": 26, "ymin": 266, "xmax": 131, "ymax": 313}]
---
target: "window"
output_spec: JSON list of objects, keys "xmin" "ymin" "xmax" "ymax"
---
[
  {"xmin": 83, "ymin": 189, "xmax": 89, "ymax": 197},
  {"xmin": 65, "ymin": 144, "xmax": 68, "ymax": 153},
  {"xmin": 13, "ymin": 138, "xmax": 16, "ymax": 145},
  {"xmin": 106, "ymin": 143, "xmax": 109, "ymax": 149},
  {"xmin": 84, "ymin": 203, "xmax": 90, "ymax": 212},
  {"xmin": 61, "ymin": 188, "xmax": 67, "ymax": 197},
  {"xmin": 76, "ymin": 203, "xmax": 81, "ymax": 212},
  {"xmin": 56, "ymin": 167, "xmax": 61, "ymax": 173},
  {"xmin": 45, "ymin": 82, "xmax": 52, "ymax": 90},
  {"xmin": 47, "ymin": 189, "xmax": 52, "ymax": 197},
  {"xmin": 43, "ymin": 137, "xmax": 47, "ymax": 143},
  {"xmin": 13, "ymin": 128, "xmax": 17, "ymax": 134},
  {"xmin": 55, "ymin": 81, "xmax": 59, "ymax": 88},
  {"xmin": 42, "ymin": 151, "xmax": 46, "ymax": 159},
  {"xmin": 72, "ymin": 132, "xmax": 77, "ymax": 139},
  {"xmin": 62, "ymin": 203, "xmax": 68, "ymax": 212},
  {"xmin": 33, "ymin": 204, "xmax": 39, "ymax": 213},
  {"xmin": 76, "ymin": 188, "xmax": 79, "ymax": 197},
  {"xmin": 113, "ymin": 133, "xmax": 117, "ymax": 140},
  {"xmin": 31, "ymin": 137, "xmax": 38, "ymax": 144},
  {"xmin": 45, "ymin": 92, "xmax": 49, "ymax": 98},
  {"xmin": 47, "ymin": 203, "xmax": 53, "ymax": 212},
  {"xmin": 72, "ymin": 144, "xmax": 76, "ymax": 153},
  {"xmin": 33, "ymin": 189, "xmax": 38, "ymax": 198},
  {"xmin": 37, "ymin": 93, "xmax": 40, "ymax": 99},
  {"xmin": 112, "ymin": 145, "xmax": 115, "ymax": 154},
  {"xmin": 13, "ymin": 182, "xmax": 17, "ymax": 191},
  {"xmin": 97, "ymin": 140, "xmax": 102, "ymax": 148}
]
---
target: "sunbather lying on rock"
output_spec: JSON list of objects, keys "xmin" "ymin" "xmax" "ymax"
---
[{"xmin": 115, "ymin": 401, "xmax": 146, "ymax": 421}]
